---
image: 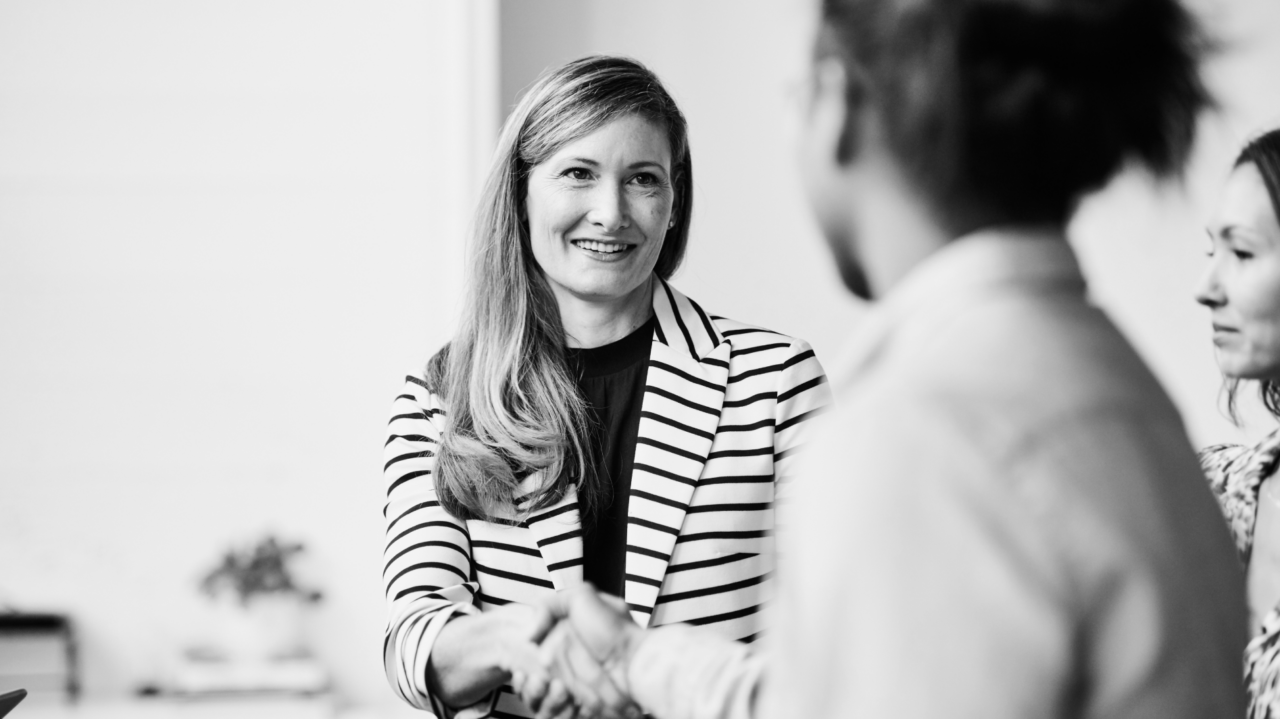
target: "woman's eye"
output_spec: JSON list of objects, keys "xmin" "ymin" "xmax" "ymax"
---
[
  {"xmin": 632, "ymin": 173, "xmax": 657, "ymax": 186},
  {"xmin": 563, "ymin": 168, "xmax": 592, "ymax": 181},
  {"xmin": 1233, "ymin": 250, "xmax": 1254, "ymax": 261}
]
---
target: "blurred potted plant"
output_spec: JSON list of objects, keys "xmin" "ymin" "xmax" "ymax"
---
[{"xmin": 199, "ymin": 535, "xmax": 322, "ymax": 662}]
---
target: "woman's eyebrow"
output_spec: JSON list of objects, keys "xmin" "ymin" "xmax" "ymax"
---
[{"xmin": 628, "ymin": 160, "xmax": 668, "ymax": 172}]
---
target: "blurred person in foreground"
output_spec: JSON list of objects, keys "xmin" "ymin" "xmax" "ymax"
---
[
  {"xmin": 1199, "ymin": 128, "xmax": 1280, "ymax": 718},
  {"xmin": 537, "ymin": 0, "xmax": 1249, "ymax": 717},
  {"xmin": 379, "ymin": 55, "xmax": 830, "ymax": 719}
]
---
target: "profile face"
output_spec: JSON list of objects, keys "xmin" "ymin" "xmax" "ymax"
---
[
  {"xmin": 524, "ymin": 114, "xmax": 675, "ymax": 308},
  {"xmin": 1197, "ymin": 162, "xmax": 1280, "ymax": 380}
]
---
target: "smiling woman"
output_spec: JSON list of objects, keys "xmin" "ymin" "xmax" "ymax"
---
[
  {"xmin": 1197, "ymin": 128, "xmax": 1280, "ymax": 718},
  {"xmin": 378, "ymin": 56, "xmax": 830, "ymax": 719}
]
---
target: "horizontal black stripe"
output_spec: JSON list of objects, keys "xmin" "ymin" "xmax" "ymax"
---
[
  {"xmin": 698, "ymin": 474, "xmax": 773, "ymax": 486},
  {"xmin": 739, "ymin": 632, "xmax": 760, "ymax": 644},
  {"xmin": 385, "ymin": 433, "xmax": 437, "ymax": 447},
  {"xmin": 390, "ymin": 520, "xmax": 466, "ymax": 548},
  {"xmin": 781, "ymin": 349, "xmax": 816, "ymax": 369},
  {"xmin": 390, "ymin": 409, "xmax": 442, "ymax": 423},
  {"xmin": 387, "ymin": 501, "xmax": 439, "ymax": 532},
  {"xmin": 406, "ymin": 375, "xmax": 431, "ymax": 390},
  {"xmin": 701, "ymin": 473, "xmax": 768, "ymax": 483},
  {"xmin": 676, "ymin": 529, "xmax": 769, "ymax": 544},
  {"xmin": 716, "ymin": 418, "xmax": 774, "ymax": 433},
  {"xmin": 722, "ymin": 391, "xmax": 777, "ymax": 409},
  {"xmin": 637, "ymin": 436, "xmax": 704, "ymax": 463},
  {"xmin": 384, "ymin": 540, "xmax": 469, "ymax": 575},
  {"xmin": 730, "ymin": 342, "xmax": 789, "ymax": 358},
  {"xmin": 650, "ymin": 360, "xmax": 721, "ymax": 392},
  {"xmin": 778, "ymin": 375, "xmax": 828, "ymax": 403},
  {"xmin": 686, "ymin": 603, "xmax": 762, "ymax": 626},
  {"xmin": 627, "ymin": 603, "xmax": 653, "ymax": 614},
  {"xmin": 656, "ymin": 573, "xmax": 769, "ymax": 605},
  {"xmin": 633, "ymin": 462, "xmax": 697, "ymax": 487},
  {"xmin": 392, "ymin": 585, "xmax": 442, "ymax": 601},
  {"xmin": 703, "ymin": 357, "xmax": 729, "ymax": 369},
  {"xmin": 640, "ymin": 411, "xmax": 715, "ymax": 441},
  {"xmin": 536, "ymin": 528, "xmax": 583, "ymax": 547},
  {"xmin": 547, "ymin": 557, "xmax": 584, "ymax": 572},
  {"xmin": 388, "ymin": 469, "xmax": 431, "ymax": 494},
  {"xmin": 708, "ymin": 446, "xmax": 772, "ymax": 460},
  {"xmin": 394, "ymin": 393, "xmax": 416, "ymax": 402},
  {"xmin": 475, "ymin": 563, "xmax": 555, "ymax": 589},
  {"xmin": 624, "ymin": 573, "xmax": 664, "ymax": 588},
  {"xmin": 686, "ymin": 502, "xmax": 770, "ymax": 514},
  {"xmin": 667, "ymin": 552, "xmax": 757, "ymax": 573},
  {"xmin": 775, "ymin": 446, "xmax": 802, "ymax": 462},
  {"xmin": 384, "ymin": 450, "xmax": 434, "ymax": 471},
  {"xmin": 630, "ymin": 489, "xmax": 688, "ymax": 511},
  {"xmin": 470, "ymin": 539, "xmax": 541, "ymax": 558},
  {"xmin": 387, "ymin": 561, "xmax": 468, "ymax": 587},
  {"xmin": 728, "ymin": 364, "xmax": 784, "ymax": 384},
  {"xmin": 776, "ymin": 406, "xmax": 828, "ymax": 433},
  {"xmin": 628, "ymin": 517, "xmax": 680, "ymax": 536},
  {"xmin": 525, "ymin": 502, "xmax": 576, "ymax": 525},
  {"xmin": 645, "ymin": 386, "xmax": 719, "ymax": 416},
  {"xmin": 625, "ymin": 544, "xmax": 671, "ymax": 561},
  {"xmin": 720, "ymin": 328, "xmax": 774, "ymax": 338}
]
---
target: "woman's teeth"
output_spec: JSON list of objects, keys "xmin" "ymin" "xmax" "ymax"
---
[{"xmin": 574, "ymin": 240, "xmax": 628, "ymax": 254}]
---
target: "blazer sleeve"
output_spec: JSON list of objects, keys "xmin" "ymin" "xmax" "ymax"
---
[
  {"xmin": 771, "ymin": 338, "xmax": 832, "ymax": 502},
  {"xmin": 381, "ymin": 375, "xmax": 492, "ymax": 718}
]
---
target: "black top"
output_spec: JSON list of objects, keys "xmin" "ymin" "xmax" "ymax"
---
[{"xmin": 564, "ymin": 316, "xmax": 655, "ymax": 598}]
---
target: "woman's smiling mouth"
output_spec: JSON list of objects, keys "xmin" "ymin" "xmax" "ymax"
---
[{"xmin": 572, "ymin": 239, "xmax": 635, "ymax": 257}]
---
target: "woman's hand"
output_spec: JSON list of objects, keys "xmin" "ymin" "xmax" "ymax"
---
[{"xmin": 428, "ymin": 602, "xmax": 565, "ymax": 710}]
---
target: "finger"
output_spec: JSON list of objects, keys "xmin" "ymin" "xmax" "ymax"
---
[
  {"xmin": 536, "ymin": 678, "xmax": 574, "ymax": 719},
  {"xmin": 561, "ymin": 630, "xmax": 629, "ymax": 719},
  {"xmin": 519, "ymin": 670, "xmax": 550, "ymax": 713}
]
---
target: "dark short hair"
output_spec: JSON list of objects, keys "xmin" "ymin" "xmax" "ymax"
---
[
  {"xmin": 818, "ymin": 0, "xmax": 1211, "ymax": 225},
  {"xmin": 1223, "ymin": 129, "xmax": 1280, "ymax": 423}
]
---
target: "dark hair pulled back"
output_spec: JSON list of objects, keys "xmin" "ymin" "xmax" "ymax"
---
[{"xmin": 820, "ymin": 0, "xmax": 1212, "ymax": 225}]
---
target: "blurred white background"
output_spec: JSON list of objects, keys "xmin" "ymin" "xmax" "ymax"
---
[{"xmin": 1, "ymin": 0, "xmax": 1278, "ymax": 716}]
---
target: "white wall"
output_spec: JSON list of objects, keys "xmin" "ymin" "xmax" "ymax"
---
[
  {"xmin": 0, "ymin": 1, "xmax": 494, "ymax": 713},
  {"xmin": 500, "ymin": 0, "xmax": 1280, "ymax": 447}
]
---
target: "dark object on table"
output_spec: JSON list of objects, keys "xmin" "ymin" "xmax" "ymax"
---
[
  {"xmin": 0, "ymin": 688, "xmax": 26, "ymax": 718},
  {"xmin": 0, "ymin": 614, "xmax": 78, "ymax": 701}
]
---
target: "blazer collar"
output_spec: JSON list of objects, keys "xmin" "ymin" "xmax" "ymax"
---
[{"xmin": 652, "ymin": 278, "xmax": 725, "ymax": 364}]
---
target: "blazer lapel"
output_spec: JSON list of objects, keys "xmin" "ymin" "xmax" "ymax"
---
[
  {"xmin": 522, "ymin": 478, "xmax": 585, "ymax": 591},
  {"xmin": 623, "ymin": 281, "xmax": 729, "ymax": 627}
]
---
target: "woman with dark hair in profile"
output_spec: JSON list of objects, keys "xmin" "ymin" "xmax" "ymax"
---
[
  {"xmin": 1199, "ymin": 129, "xmax": 1280, "ymax": 718},
  {"xmin": 534, "ymin": 1, "xmax": 1249, "ymax": 718},
  {"xmin": 379, "ymin": 55, "xmax": 829, "ymax": 719}
]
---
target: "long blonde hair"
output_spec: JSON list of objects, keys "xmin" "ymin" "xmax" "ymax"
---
[{"xmin": 427, "ymin": 56, "xmax": 693, "ymax": 523}]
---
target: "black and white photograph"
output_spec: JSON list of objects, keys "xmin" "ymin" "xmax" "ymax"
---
[{"xmin": 3, "ymin": 1, "xmax": 1280, "ymax": 718}]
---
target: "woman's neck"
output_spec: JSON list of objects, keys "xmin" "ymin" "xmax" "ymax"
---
[{"xmin": 556, "ymin": 276, "xmax": 655, "ymax": 349}]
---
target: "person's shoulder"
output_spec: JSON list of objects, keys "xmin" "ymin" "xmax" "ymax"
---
[{"xmin": 708, "ymin": 314, "xmax": 815, "ymax": 356}]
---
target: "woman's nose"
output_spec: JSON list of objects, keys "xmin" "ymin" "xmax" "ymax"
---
[
  {"xmin": 1195, "ymin": 261, "xmax": 1226, "ymax": 309},
  {"xmin": 586, "ymin": 184, "xmax": 629, "ymax": 232}
]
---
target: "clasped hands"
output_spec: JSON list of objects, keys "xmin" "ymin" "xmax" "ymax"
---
[{"xmin": 512, "ymin": 584, "xmax": 646, "ymax": 719}]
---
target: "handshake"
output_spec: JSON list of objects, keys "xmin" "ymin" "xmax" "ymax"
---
[{"xmin": 498, "ymin": 584, "xmax": 648, "ymax": 719}]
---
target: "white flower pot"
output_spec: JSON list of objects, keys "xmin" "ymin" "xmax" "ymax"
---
[{"xmin": 213, "ymin": 593, "xmax": 307, "ymax": 662}]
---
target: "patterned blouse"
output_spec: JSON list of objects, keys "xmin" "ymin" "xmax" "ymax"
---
[{"xmin": 1202, "ymin": 427, "xmax": 1280, "ymax": 719}]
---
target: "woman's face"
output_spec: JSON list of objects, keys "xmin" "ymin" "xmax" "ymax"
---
[
  {"xmin": 524, "ymin": 114, "xmax": 675, "ymax": 310},
  {"xmin": 1197, "ymin": 162, "xmax": 1280, "ymax": 380}
]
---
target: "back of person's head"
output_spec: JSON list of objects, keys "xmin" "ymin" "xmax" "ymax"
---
[{"xmin": 818, "ymin": 0, "xmax": 1211, "ymax": 226}]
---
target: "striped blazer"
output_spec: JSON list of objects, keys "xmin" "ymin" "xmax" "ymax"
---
[{"xmin": 381, "ymin": 281, "xmax": 830, "ymax": 718}]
